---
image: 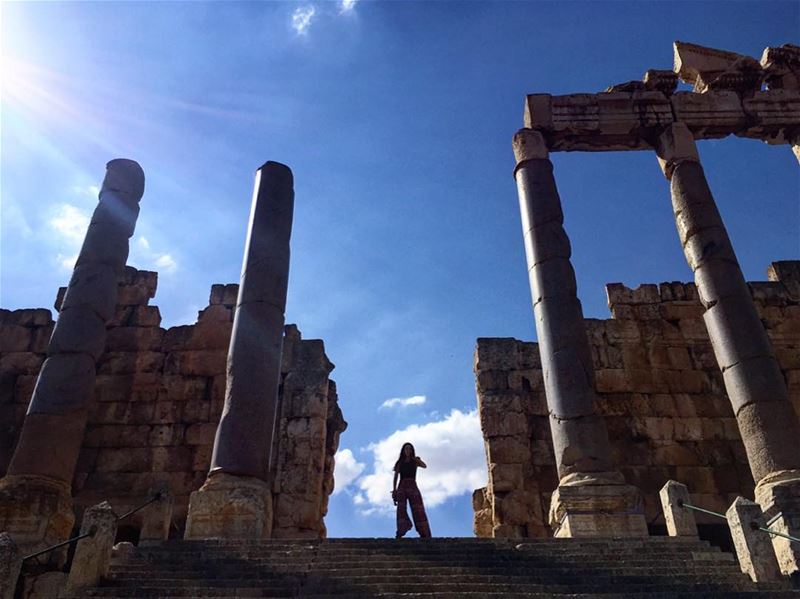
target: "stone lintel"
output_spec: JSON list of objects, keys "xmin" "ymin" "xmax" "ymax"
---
[
  {"xmin": 523, "ymin": 89, "xmax": 798, "ymax": 151},
  {"xmin": 184, "ymin": 473, "xmax": 272, "ymax": 540}
]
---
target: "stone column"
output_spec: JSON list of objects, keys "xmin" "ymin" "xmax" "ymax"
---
[
  {"xmin": 185, "ymin": 161, "xmax": 293, "ymax": 540},
  {"xmin": 512, "ymin": 129, "xmax": 647, "ymax": 537},
  {"xmin": 0, "ymin": 159, "xmax": 144, "ymax": 559},
  {"xmin": 655, "ymin": 122, "xmax": 800, "ymax": 574}
]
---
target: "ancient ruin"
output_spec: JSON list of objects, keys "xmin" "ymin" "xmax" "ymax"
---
[
  {"xmin": 1, "ymin": 38, "xmax": 799, "ymax": 598},
  {"xmin": 475, "ymin": 40, "xmax": 800, "ymax": 573},
  {"xmin": 0, "ymin": 160, "xmax": 346, "ymax": 560}
]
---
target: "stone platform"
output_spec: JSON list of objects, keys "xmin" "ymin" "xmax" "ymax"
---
[{"xmin": 75, "ymin": 537, "xmax": 799, "ymax": 597}]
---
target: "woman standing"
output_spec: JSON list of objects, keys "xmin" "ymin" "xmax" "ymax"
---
[{"xmin": 391, "ymin": 442, "xmax": 432, "ymax": 538}]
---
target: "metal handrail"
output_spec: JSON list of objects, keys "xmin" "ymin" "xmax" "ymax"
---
[
  {"xmin": 22, "ymin": 528, "xmax": 96, "ymax": 562},
  {"xmin": 678, "ymin": 499, "xmax": 800, "ymax": 545},
  {"xmin": 20, "ymin": 492, "xmax": 163, "ymax": 562},
  {"xmin": 116, "ymin": 491, "xmax": 162, "ymax": 522}
]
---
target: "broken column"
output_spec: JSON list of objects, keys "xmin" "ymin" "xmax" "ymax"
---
[
  {"xmin": 655, "ymin": 122, "xmax": 800, "ymax": 574},
  {"xmin": 512, "ymin": 129, "xmax": 647, "ymax": 537},
  {"xmin": 0, "ymin": 160, "xmax": 144, "ymax": 558},
  {"xmin": 185, "ymin": 161, "xmax": 294, "ymax": 539}
]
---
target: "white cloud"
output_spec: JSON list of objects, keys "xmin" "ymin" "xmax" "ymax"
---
[
  {"xmin": 70, "ymin": 184, "xmax": 100, "ymax": 199},
  {"xmin": 379, "ymin": 395, "xmax": 426, "ymax": 410},
  {"xmin": 292, "ymin": 5, "xmax": 316, "ymax": 35},
  {"xmin": 49, "ymin": 204, "xmax": 90, "ymax": 244},
  {"xmin": 154, "ymin": 253, "xmax": 178, "ymax": 273},
  {"xmin": 378, "ymin": 395, "xmax": 426, "ymax": 410},
  {"xmin": 332, "ymin": 448, "xmax": 366, "ymax": 495},
  {"xmin": 49, "ymin": 204, "xmax": 90, "ymax": 271},
  {"xmin": 355, "ymin": 409, "xmax": 487, "ymax": 515},
  {"xmin": 340, "ymin": 0, "xmax": 358, "ymax": 13},
  {"xmin": 57, "ymin": 253, "xmax": 79, "ymax": 270},
  {"xmin": 130, "ymin": 235, "xmax": 179, "ymax": 275}
]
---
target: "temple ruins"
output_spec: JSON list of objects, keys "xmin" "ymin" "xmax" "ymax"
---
[
  {"xmin": 0, "ymin": 160, "xmax": 347, "ymax": 566},
  {"xmin": 0, "ymin": 39, "xmax": 798, "ymax": 597},
  {"xmin": 475, "ymin": 40, "xmax": 800, "ymax": 574}
]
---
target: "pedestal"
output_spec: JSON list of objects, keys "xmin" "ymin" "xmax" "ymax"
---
[
  {"xmin": 184, "ymin": 473, "xmax": 272, "ymax": 540},
  {"xmin": 549, "ymin": 473, "xmax": 648, "ymax": 538},
  {"xmin": 755, "ymin": 471, "xmax": 800, "ymax": 576},
  {"xmin": 0, "ymin": 475, "xmax": 74, "ymax": 566}
]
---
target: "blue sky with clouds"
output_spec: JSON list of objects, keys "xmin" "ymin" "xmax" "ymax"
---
[{"xmin": 1, "ymin": 1, "xmax": 798, "ymax": 538}]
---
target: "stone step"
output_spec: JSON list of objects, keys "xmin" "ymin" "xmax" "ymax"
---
[
  {"xmin": 112, "ymin": 557, "xmax": 737, "ymax": 571},
  {"xmin": 101, "ymin": 574, "xmax": 768, "ymax": 590},
  {"xmin": 82, "ymin": 584, "xmax": 797, "ymax": 598},
  {"xmin": 108, "ymin": 563, "xmax": 743, "ymax": 577}
]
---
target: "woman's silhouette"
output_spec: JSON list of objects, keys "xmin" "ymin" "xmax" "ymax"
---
[{"xmin": 391, "ymin": 442, "xmax": 432, "ymax": 538}]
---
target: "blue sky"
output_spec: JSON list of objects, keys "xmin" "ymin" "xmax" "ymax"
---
[{"xmin": 1, "ymin": 1, "xmax": 798, "ymax": 538}]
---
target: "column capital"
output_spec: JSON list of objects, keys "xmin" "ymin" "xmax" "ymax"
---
[
  {"xmin": 654, "ymin": 122, "xmax": 700, "ymax": 180},
  {"xmin": 513, "ymin": 129, "xmax": 549, "ymax": 170}
]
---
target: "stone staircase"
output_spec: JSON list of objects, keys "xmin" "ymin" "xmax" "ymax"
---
[{"xmin": 79, "ymin": 537, "xmax": 800, "ymax": 598}]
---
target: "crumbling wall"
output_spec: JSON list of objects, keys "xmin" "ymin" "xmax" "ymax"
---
[
  {"xmin": 0, "ymin": 267, "xmax": 347, "ymax": 538},
  {"xmin": 474, "ymin": 261, "xmax": 800, "ymax": 537},
  {"xmin": 271, "ymin": 325, "xmax": 346, "ymax": 538}
]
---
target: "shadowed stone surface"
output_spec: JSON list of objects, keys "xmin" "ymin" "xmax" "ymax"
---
[
  {"xmin": 186, "ymin": 161, "xmax": 294, "ymax": 540},
  {"xmin": 0, "ymin": 532, "xmax": 21, "ymax": 599},
  {"xmin": 726, "ymin": 496, "xmax": 782, "ymax": 582},
  {"xmin": 66, "ymin": 501, "xmax": 118, "ymax": 594},
  {"xmin": 513, "ymin": 129, "xmax": 646, "ymax": 538},
  {"xmin": 660, "ymin": 480, "xmax": 698, "ymax": 537},
  {"xmin": 0, "ymin": 159, "xmax": 144, "ymax": 558}
]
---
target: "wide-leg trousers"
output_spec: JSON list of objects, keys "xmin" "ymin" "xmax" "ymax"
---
[{"xmin": 396, "ymin": 478, "xmax": 431, "ymax": 538}]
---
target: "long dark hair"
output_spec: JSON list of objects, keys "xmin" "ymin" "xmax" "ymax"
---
[{"xmin": 395, "ymin": 442, "xmax": 416, "ymax": 469}]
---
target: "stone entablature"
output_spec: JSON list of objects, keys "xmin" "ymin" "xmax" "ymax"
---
[
  {"xmin": 473, "ymin": 261, "xmax": 800, "ymax": 538},
  {"xmin": 525, "ymin": 42, "xmax": 800, "ymax": 152},
  {"xmin": 0, "ymin": 267, "xmax": 346, "ymax": 539}
]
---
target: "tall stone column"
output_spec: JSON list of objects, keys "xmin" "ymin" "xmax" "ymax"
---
[
  {"xmin": 0, "ymin": 160, "xmax": 144, "ymax": 559},
  {"xmin": 185, "ymin": 161, "xmax": 293, "ymax": 540},
  {"xmin": 512, "ymin": 129, "xmax": 647, "ymax": 537},
  {"xmin": 655, "ymin": 122, "xmax": 800, "ymax": 575}
]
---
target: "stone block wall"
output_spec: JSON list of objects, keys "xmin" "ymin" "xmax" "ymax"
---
[
  {"xmin": 474, "ymin": 261, "xmax": 800, "ymax": 538},
  {"xmin": 0, "ymin": 267, "xmax": 346, "ymax": 539}
]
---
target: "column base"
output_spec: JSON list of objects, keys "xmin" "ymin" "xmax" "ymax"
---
[
  {"xmin": 549, "ymin": 473, "xmax": 648, "ymax": 538},
  {"xmin": 755, "ymin": 470, "xmax": 800, "ymax": 576},
  {"xmin": 184, "ymin": 472, "xmax": 272, "ymax": 540},
  {"xmin": 0, "ymin": 475, "xmax": 75, "ymax": 567}
]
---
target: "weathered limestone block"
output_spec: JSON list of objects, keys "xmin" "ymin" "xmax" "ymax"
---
[
  {"xmin": 726, "ymin": 496, "xmax": 782, "ymax": 582},
  {"xmin": 66, "ymin": 501, "xmax": 118, "ymax": 594},
  {"xmin": 673, "ymin": 41, "xmax": 762, "ymax": 94},
  {"xmin": 472, "ymin": 488, "xmax": 493, "ymax": 537},
  {"xmin": 139, "ymin": 487, "xmax": 173, "ymax": 545},
  {"xmin": 2, "ymin": 161, "xmax": 144, "ymax": 558},
  {"xmin": 754, "ymin": 473, "xmax": 800, "ymax": 576},
  {"xmin": 0, "ymin": 532, "xmax": 21, "ymax": 599},
  {"xmin": 761, "ymin": 44, "xmax": 800, "ymax": 90},
  {"xmin": 185, "ymin": 473, "xmax": 272, "ymax": 539},
  {"xmin": 659, "ymin": 480, "xmax": 698, "ymax": 537}
]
